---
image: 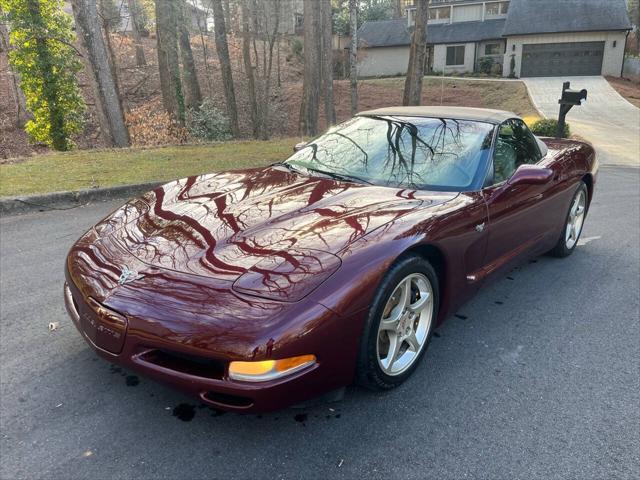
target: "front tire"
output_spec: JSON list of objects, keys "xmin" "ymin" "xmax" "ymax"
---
[
  {"xmin": 356, "ymin": 255, "xmax": 439, "ymax": 391},
  {"xmin": 548, "ymin": 182, "xmax": 588, "ymax": 258}
]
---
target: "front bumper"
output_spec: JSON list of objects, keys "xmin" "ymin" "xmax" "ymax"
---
[{"xmin": 64, "ymin": 275, "xmax": 364, "ymax": 413}]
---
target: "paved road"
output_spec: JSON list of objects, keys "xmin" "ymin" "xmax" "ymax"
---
[
  {"xmin": 1, "ymin": 166, "xmax": 638, "ymax": 480},
  {"xmin": 523, "ymin": 76, "xmax": 640, "ymax": 167}
]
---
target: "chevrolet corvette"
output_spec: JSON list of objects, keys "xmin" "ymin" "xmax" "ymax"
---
[{"xmin": 64, "ymin": 106, "xmax": 597, "ymax": 412}]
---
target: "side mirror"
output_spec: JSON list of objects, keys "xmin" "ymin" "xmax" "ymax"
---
[
  {"xmin": 508, "ymin": 164, "xmax": 553, "ymax": 186},
  {"xmin": 293, "ymin": 142, "xmax": 307, "ymax": 152}
]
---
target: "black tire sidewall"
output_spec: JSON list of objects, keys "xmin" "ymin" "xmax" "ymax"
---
[{"xmin": 356, "ymin": 255, "xmax": 439, "ymax": 390}]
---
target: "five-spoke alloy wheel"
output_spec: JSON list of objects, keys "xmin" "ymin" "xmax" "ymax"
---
[
  {"xmin": 565, "ymin": 188, "xmax": 586, "ymax": 250},
  {"xmin": 376, "ymin": 273, "xmax": 433, "ymax": 376},
  {"xmin": 549, "ymin": 182, "xmax": 589, "ymax": 258},
  {"xmin": 357, "ymin": 255, "xmax": 439, "ymax": 390}
]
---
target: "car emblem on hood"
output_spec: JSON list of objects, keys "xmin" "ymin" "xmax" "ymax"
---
[{"xmin": 118, "ymin": 266, "xmax": 144, "ymax": 286}]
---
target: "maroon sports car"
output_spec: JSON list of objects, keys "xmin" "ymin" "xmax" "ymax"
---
[{"xmin": 64, "ymin": 107, "xmax": 597, "ymax": 413}]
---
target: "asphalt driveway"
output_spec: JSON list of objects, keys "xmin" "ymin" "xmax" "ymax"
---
[
  {"xmin": 523, "ymin": 76, "xmax": 640, "ymax": 167},
  {"xmin": 1, "ymin": 165, "xmax": 639, "ymax": 479}
]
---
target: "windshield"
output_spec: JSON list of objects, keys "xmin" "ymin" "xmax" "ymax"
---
[{"xmin": 285, "ymin": 116, "xmax": 495, "ymax": 191}]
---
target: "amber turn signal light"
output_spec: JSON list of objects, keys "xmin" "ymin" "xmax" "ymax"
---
[{"xmin": 228, "ymin": 354, "xmax": 316, "ymax": 382}]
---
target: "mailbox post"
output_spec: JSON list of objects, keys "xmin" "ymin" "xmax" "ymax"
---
[{"xmin": 557, "ymin": 81, "xmax": 587, "ymax": 138}]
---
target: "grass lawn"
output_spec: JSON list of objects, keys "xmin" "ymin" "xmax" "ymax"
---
[{"xmin": 0, "ymin": 138, "xmax": 300, "ymax": 197}]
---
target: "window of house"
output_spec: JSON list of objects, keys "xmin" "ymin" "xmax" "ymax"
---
[
  {"xmin": 429, "ymin": 6, "xmax": 450, "ymax": 20},
  {"xmin": 486, "ymin": 1, "xmax": 509, "ymax": 16},
  {"xmin": 485, "ymin": 43, "xmax": 502, "ymax": 55},
  {"xmin": 485, "ymin": 2, "xmax": 500, "ymax": 15},
  {"xmin": 436, "ymin": 6, "xmax": 450, "ymax": 19},
  {"xmin": 446, "ymin": 45, "xmax": 465, "ymax": 66}
]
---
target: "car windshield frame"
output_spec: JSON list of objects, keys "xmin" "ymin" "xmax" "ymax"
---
[{"xmin": 284, "ymin": 115, "xmax": 497, "ymax": 192}]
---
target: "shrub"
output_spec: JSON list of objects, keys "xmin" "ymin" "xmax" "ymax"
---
[
  {"xmin": 478, "ymin": 57, "xmax": 494, "ymax": 74},
  {"xmin": 186, "ymin": 99, "xmax": 232, "ymax": 141},
  {"xmin": 290, "ymin": 38, "xmax": 303, "ymax": 62},
  {"xmin": 3, "ymin": 0, "xmax": 85, "ymax": 151},
  {"xmin": 530, "ymin": 118, "xmax": 570, "ymax": 138}
]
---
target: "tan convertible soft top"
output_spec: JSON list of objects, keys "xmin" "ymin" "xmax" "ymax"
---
[{"xmin": 357, "ymin": 106, "xmax": 517, "ymax": 124}]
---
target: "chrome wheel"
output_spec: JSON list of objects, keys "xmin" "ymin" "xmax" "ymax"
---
[
  {"xmin": 376, "ymin": 273, "xmax": 434, "ymax": 376},
  {"xmin": 565, "ymin": 189, "xmax": 586, "ymax": 249}
]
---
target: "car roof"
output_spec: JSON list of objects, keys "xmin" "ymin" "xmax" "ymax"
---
[{"xmin": 357, "ymin": 106, "xmax": 518, "ymax": 124}]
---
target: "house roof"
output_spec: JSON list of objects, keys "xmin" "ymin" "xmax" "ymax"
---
[
  {"xmin": 358, "ymin": 18, "xmax": 410, "ymax": 48},
  {"xmin": 358, "ymin": 18, "xmax": 506, "ymax": 48},
  {"xmin": 357, "ymin": 106, "xmax": 517, "ymax": 124},
  {"xmin": 358, "ymin": 0, "xmax": 632, "ymax": 48},
  {"xmin": 502, "ymin": 0, "xmax": 632, "ymax": 36},
  {"xmin": 429, "ymin": 19, "xmax": 506, "ymax": 44}
]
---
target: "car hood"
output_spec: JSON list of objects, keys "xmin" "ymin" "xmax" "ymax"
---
[{"xmin": 72, "ymin": 166, "xmax": 457, "ymax": 299}]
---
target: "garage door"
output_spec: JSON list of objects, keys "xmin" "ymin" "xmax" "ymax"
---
[{"xmin": 521, "ymin": 42, "xmax": 604, "ymax": 77}]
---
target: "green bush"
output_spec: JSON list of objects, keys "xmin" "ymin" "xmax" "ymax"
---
[
  {"xmin": 530, "ymin": 118, "xmax": 570, "ymax": 138},
  {"xmin": 186, "ymin": 99, "xmax": 232, "ymax": 141},
  {"xmin": 478, "ymin": 57, "xmax": 494, "ymax": 74},
  {"xmin": 290, "ymin": 38, "xmax": 303, "ymax": 62}
]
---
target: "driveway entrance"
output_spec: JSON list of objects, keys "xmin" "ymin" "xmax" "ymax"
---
[{"xmin": 523, "ymin": 76, "xmax": 640, "ymax": 166}]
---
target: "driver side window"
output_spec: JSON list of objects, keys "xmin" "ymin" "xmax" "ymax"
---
[{"xmin": 491, "ymin": 119, "xmax": 542, "ymax": 184}]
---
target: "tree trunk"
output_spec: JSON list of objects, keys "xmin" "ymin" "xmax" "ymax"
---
[
  {"xmin": 299, "ymin": 0, "xmax": 320, "ymax": 136},
  {"xmin": 241, "ymin": 0, "xmax": 259, "ymax": 137},
  {"xmin": 223, "ymin": 0, "xmax": 231, "ymax": 32},
  {"xmin": 349, "ymin": 0, "xmax": 358, "ymax": 116},
  {"xmin": 394, "ymin": 0, "xmax": 403, "ymax": 18},
  {"xmin": 212, "ymin": 0, "xmax": 239, "ymax": 136},
  {"xmin": 98, "ymin": 0, "xmax": 127, "ymax": 114},
  {"xmin": 0, "ymin": 19, "xmax": 30, "ymax": 128},
  {"xmin": 258, "ymin": 0, "xmax": 280, "ymax": 140},
  {"xmin": 320, "ymin": 0, "xmax": 335, "ymax": 126},
  {"xmin": 155, "ymin": 0, "xmax": 185, "ymax": 123},
  {"xmin": 403, "ymin": 0, "xmax": 428, "ymax": 106},
  {"xmin": 127, "ymin": 0, "xmax": 146, "ymax": 66},
  {"xmin": 73, "ymin": 0, "xmax": 130, "ymax": 147},
  {"xmin": 177, "ymin": 0, "xmax": 202, "ymax": 111}
]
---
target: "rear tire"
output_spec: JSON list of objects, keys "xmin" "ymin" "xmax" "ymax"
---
[
  {"xmin": 356, "ymin": 254, "xmax": 439, "ymax": 391},
  {"xmin": 548, "ymin": 182, "xmax": 588, "ymax": 258}
]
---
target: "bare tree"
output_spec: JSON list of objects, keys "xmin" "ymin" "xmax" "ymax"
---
[
  {"xmin": 394, "ymin": 0, "xmax": 403, "ymax": 18},
  {"xmin": 212, "ymin": 0, "xmax": 239, "ymax": 136},
  {"xmin": 403, "ymin": 0, "xmax": 428, "ymax": 106},
  {"xmin": 257, "ymin": 0, "xmax": 280, "ymax": 140},
  {"xmin": 299, "ymin": 0, "xmax": 321, "ymax": 136},
  {"xmin": 240, "ymin": 0, "xmax": 258, "ymax": 137},
  {"xmin": 126, "ymin": 0, "xmax": 146, "ymax": 66},
  {"xmin": 155, "ymin": 0, "xmax": 184, "ymax": 123},
  {"xmin": 320, "ymin": 0, "xmax": 335, "ymax": 126},
  {"xmin": 177, "ymin": 0, "xmax": 202, "ymax": 110},
  {"xmin": 349, "ymin": 0, "xmax": 358, "ymax": 116},
  {"xmin": 97, "ymin": 0, "xmax": 127, "ymax": 116},
  {"xmin": 72, "ymin": 0, "xmax": 130, "ymax": 147},
  {"xmin": 0, "ymin": 17, "xmax": 30, "ymax": 127}
]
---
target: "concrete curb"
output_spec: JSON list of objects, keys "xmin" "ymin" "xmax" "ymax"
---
[{"xmin": 0, "ymin": 181, "xmax": 164, "ymax": 217}]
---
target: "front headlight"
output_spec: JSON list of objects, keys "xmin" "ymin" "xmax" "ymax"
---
[
  {"xmin": 232, "ymin": 248, "xmax": 341, "ymax": 302},
  {"xmin": 228, "ymin": 355, "xmax": 317, "ymax": 382}
]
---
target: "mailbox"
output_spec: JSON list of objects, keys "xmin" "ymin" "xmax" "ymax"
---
[
  {"xmin": 556, "ymin": 81, "xmax": 587, "ymax": 138},
  {"xmin": 560, "ymin": 82, "xmax": 588, "ymax": 106}
]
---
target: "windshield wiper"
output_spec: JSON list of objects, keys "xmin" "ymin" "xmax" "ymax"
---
[
  {"xmin": 303, "ymin": 166, "xmax": 374, "ymax": 185},
  {"xmin": 271, "ymin": 162, "xmax": 301, "ymax": 174}
]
